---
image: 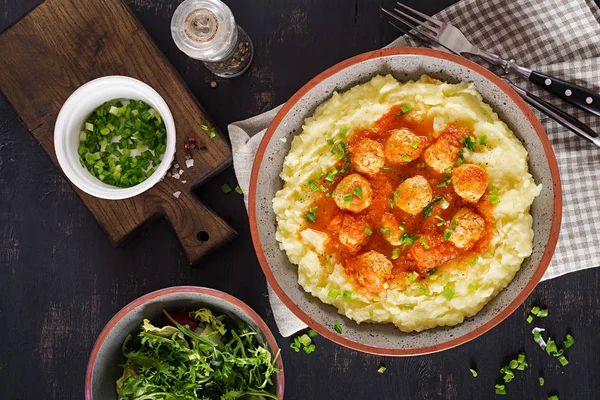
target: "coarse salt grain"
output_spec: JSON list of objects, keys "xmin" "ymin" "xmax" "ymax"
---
[
  {"xmin": 173, "ymin": 191, "xmax": 181, "ymax": 199},
  {"xmin": 186, "ymin": 159, "xmax": 194, "ymax": 168},
  {"xmin": 179, "ymin": 169, "xmax": 184, "ymax": 175},
  {"xmin": 172, "ymin": 173, "xmax": 180, "ymax": 180},
  {"xmin": 280, "ymin": 137, "xmax": 287, "ymax": 143},
  {"xmin": 182, "ymin": 180, "xmax": 187, "ymax": 184}
]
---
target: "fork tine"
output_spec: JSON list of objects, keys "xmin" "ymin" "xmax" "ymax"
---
[
  {"xmin": 388, "ymin": 21, "xmax": 429, "ymax": 45},
  {"xmin": 388, "ymin": 20, "xmax": 459, "ymax": 56},
  {"xmin": 396, "ymin": 2, "xmax": 442, "ymax": 27},
  {"xmin": 382, "ymin": 8, "xmax": 421, "ymax": 32},
  {"xmin": 391, "ymin": 7, "xmax": 439, "ymax": 35}
]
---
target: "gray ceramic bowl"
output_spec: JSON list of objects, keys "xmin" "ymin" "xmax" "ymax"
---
[
  {"xmin": 85, "ymin": 286, "xmax": 284, "ymax": 398},
  {"xmin": 249, "ymin": 48, "xmax": 562, "ymax": 356}
]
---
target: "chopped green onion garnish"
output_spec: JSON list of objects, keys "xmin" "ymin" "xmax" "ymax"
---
[
  {"xmin": 405, "ymin": 271, "xmax": 419, "ymax": 284},
  {"xmin": 391, "ymin": 248, "xmax": 400, "ymax": 260},
  {"xmin": 327, "ymin": 139, "xmax": 334, "ymax": 145},
  {"xmin": 342, "ymin": 291, "xmax": 354, "ymax": 300},
  {"xmin": 539, "ymin": 377, "xmax": 544, "ymax": 386},
  {"xmin": 564, "ymin": 334, "xmax": 574, "ymax": 348},
  {"xmin": 304, "ymin": 206, "xmax": 318, "ymax": 223},
  {"xmin": 304, "ymin": 343, "xmax": 316, "ymax": 354},
  {"xmin": 221, "ymin": 183, "xmax": 233, "ymax": 193},
  {"xmin": 401, "ymin": 155, "xmax": 412, "ymax": 162},
  {"xmin": 338, "ymin": 127, "xmax": 348, "ymax": 138},
  {"xmin": 460, "ymin": 135, "xmax": 477, "ymax": 152},
  {"xmin": 399, "ymin": 221, "xmax": 406, "ymax": 230},
  {"xmin": 490, "ymin": 187, "xmax": 500, "ymax": 204},
  {"xmin": 548, "ymin": 395, "xmax": 559, "ymax": 400},
  {"xmin": 443, "ymin": 286, "xmax": 454, "ymax": 301},
  {"xmin": 422, "ymin": 196, "xmax": 443, "ymax": 217},
  {"xmin": 354, "ymin": 187, "xmax": 363, "ymax": 198},
  {"xmin": 444, "ymin": 229, "xmax": 452, "ymax": 240},
  {"xmin": 377, "ymin": 365, "xmax": 387, "ymax": 373},
  {"xmin": 444, "ymin": 167, "xmax": 453, "ymax": 174},
  {"xmin": 418, "ymin": 238, "xmax": 430, "ymax": 249},
  {"xmin": 333, "ymin": 320, "xmax": 342, "ymax": 334},
  {"xmin": 537, "ymin": 308, "xmax": 548, "ymax": 318},
  {"xmin": 209, "ymin": 127, "xmax": 216, "ymax": 138},
  {"xmin": 200, "ymin": 124, "xmax": 209, "ymax": 131},
  {"xmin": 400, "ymin": 232, "xmax": 419, "ymax": 245},
  {"xmin": 427, "ymin": 268, "xmax": 437, "ymax": 276},
  {"xmin": 308, "ymin": 329, "xmax": 318, "ymax": 337},
  {"xmin": 309, "ymin": 180, "xmax": 319, "ymax": 191},
  {"xmin": 557, "ymin": 355, "xmax": 568, "ymax": 366},
  {"xmin": 363, "ymin": 227, "xmax": 373, "ymax": 236},
  {"xmin": 495, "ymin": 384, "xmax": 506, "ymax": 395},
  {"xmin": 546, "ymin": 337, "xmax": 557, "ymax": 355},
  {"xmin": 479, "ymin": 135, "xmax": 487, "ymax": 145},
  {"xmin": 526, "ymin": 315, "xmax": 533, "ymax": 323},
  {"xmin": 317, "ymin": 172, "xmax": 324, "ymax": 179},
  {"xmin": 395, "ymin": 104, "xmax": 412, "ymax": 116},
  {"xmin": 508, "ymin": 359, "xmax": 518, "ymax": 369},
  {"xmin": 235, "ymin": 185, "xmax": 243, "ymax": 194},
  {"xmin": 325, "ymin": 171, "xmax": 335, "ymax": 183},
  {"xmin": 451, "ymin": 219, "xmax": 457, "ymax": 230},
  {"xmin": 380, "ymin": 227, "xmax": 391, "ymax": 235},
  {"xmin": 290, "ymin": 337, "xmax": 301, "ymax": 352},
  {"xmin": 389, "ymin": 194, "xmax": 395, "ymax": 209},
  {"xmin": 468, "ymin": 283, "xmax": 480, "ymax": 292},
  {"xmin": 531, "ymin": 306, "xmax": 541, "ymax": 315},
  {"xmin": 470, "ymin": 368, "xmax": 478, "ymax": 377},
  {"xmin": 404, "ymin": 303, "xmax": 413, "ymax": 308},
  {"xmin": 470, "ymin": 256, "xmax": 479, "ymax": 266},
  {"xmin": 328, "ymin": 289, "xmax": 340, "ymax": 299},
  {"xmin": 343, "ymin": 193, "xmax": 352, "ymax": 204},
  {"xmin": 411, "ymin": 141, "xmax": 419, "ymax": 149}
]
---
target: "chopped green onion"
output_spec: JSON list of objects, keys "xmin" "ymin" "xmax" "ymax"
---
[
  {"xmin": 508, "ymin": 360, "xmax": 518, "ymax": 369},
  {"xmin": 399, "ymin": 221, "xmax": 406, "ymax": 230},
  {"xmin": 290, "ymin": 337, "xmax": 301, "ymax": 352},
  {"xmin": 548, "ymin": 395, "xmax": 559, "ymax": 400},
  {"xmin": 405, "ymin": 271, "xmax": 419, "ymax": 284},
  {"xmin": 564, "ymin": 333, "xmax": 574, "ymax": 348},
  {"xmin": 304, "ymin": 343, "xmax": 316, "ymax": 354},
  {"xmin": 354, "ymin": 187, "xmax": 363, "ymax": 198},
  {"xmin": 380, "ymin": 227, "xmax": 391, "ymax": 235},
  {"xmin": 309, "ymin": 180, "xmax": 319, "ymax": 191},
  {"xmin": 327, "ymin": 139, "xmax": 334, "ymax": 145},
  {"xmin": 333, "ymin": 320, "xmax": 343, "ymax": 334},
  {"xmin": 444, "ymin": 229, "xmax": 452, "ymax": 240},
  {"xmin": 411, "ymin": 141, "xmax": 419, "ymax": 149},
  {"xmin": 444, "ymin": 167, "xmax": 453, "ymax": 174},
  {"xmin": 377, "ymin": 365, "xmax": 387, "ymax": 373},
  {"xmin": 490, "ymin": 187, "xmax": 500, "ymax": 205},
  {"xmin": 342, "ymin": 291, "xmax": 354, "ymax": 300},
  {"xmin": 470, "ymin": 257, "xmax": 479, "ymax": 267},
  {"xmin": 434, "ymin": 215, "xmax": 445, "ymax": 226},
  {"xmin": 526, "ymin": 315, "xmax": 533, "ymax": 324},
  {"xmin": 422, "ymin": 196, "xmax": 442, "ymax": 217},
  {"xmin": 338, "ymin": 127, "xmax": 348, "ymax": 138},
  {"xmin": 470, "ymin": 368, "xmax": 478, "ymax": 377},
  {"xmin": 391, "ymin": 248, "xmax": 400, "ymax": 260},
  {"xmin": 372, "ymin": 295, "xmax": 380, "ymax": 302},
  {"xmin": 317, "ymin": 172, "xmax": 324, "ymax": 179},
  {"xmin": 308, "ymin": 329, "xmax": 318, "ymax": 337},
  {"xmin": 304, "ymin": 206, "xmax": 318, "ymax": 223},
  {"xmin": 209, "ymin": 127, "xmax": 216, "ymax": 138},
  {"xmin": 363, "ymin": 227, "xmax": 373, "ymax": 236},
  {"xmin": 235, "ymin": 186, "xmax": 243, "ymax": 194},
  {"xmin": 451, "ymin": 219, "xmax": 457, "ymax": 230},
  {"xmin": 85, "ymin": 122, "xmax": 94, "ymax": 131},
  {"xmin": 443, "ymin": 286, "xmax": 454, "ymax": 301},
  {"xmin": 200, "ymin": 124, "xmax": 209, "ymax": 131},
  {"xmin": 328, "ymin": 289, "xmax": 340, "ymax": 299},
  {"xmin": 395, "ymin": 104, "xmax": 412, "ymax": 117},
  {"xmin": 298, "ymin": 334, "xmax": 311, "ymax": 347},
  {"xmin": 546, "ymin": 337, "xmax": 557, "ymax": 355},
  {"xmin": 418, "ymin": 238, "xmax": 430, "ymax": 249},
  {"xmin": 325, "ymin": 171, "xmax": 335, "ymax": 183},
  {"xmin": 531, "ymin": 306, "xmax": 541, "ymax": 315},
  {"xmin": 221, "ymin": 183, "xmax": 233, "ymax": 193},
  {"xmin": 401, "ymin": 155, "xmax": 412, "ymax": 162},
  {"xmin": 495, "ymin": 384, "xmax": 506, "ymax": 395},
  {"xmin": 389, "ymin": 194, "xmax": 395, "ymax": 209},
  {"xmin": 557, "ymin": 355, "xmax": 568, "ymax": 366},
  {"xmin": 427, "ymin": 268, "xmax": 437, "ymax": 276},
  {"xmin": 320, "ymin": 185, "xmax": 327, "ymax": 192},
  {"xmin": 479, "ymin": 135, "xmax": 487, "ymax": 145},
  {"xmin": 460, "ymin": 135, "xmax": 477, "ymax": 152},
  {"xmin": 399, "ymin": 232, "xmax": 420, "ymax": 245},
  {"xmin": 404, "ymin": 303, "xmax": 413, "ymax": 308},
  {"xmin": 343, "ymin": 193, "xmax": 352, "ymax": 205},
  {"xmin": 468, "ymin": 283, "xmax": 480, "ymax": 291},
  {"xmin": 539, "ymin": 377, "xmax": 544, "ymax": 386},
  {"xmin": 537, "ymin": 308, "xmax": 548, "ymax": 318}
]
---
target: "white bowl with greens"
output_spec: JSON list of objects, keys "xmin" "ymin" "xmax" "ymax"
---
[
  {"xmin": 85, "ymin": 286, "xmax": 284, "ymax": 400},
  {"xmin": 54, "ymin": 76, "xmax": 176, "ymax": 200}
]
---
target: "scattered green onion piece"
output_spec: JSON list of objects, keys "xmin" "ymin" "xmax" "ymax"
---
[
  {"xmin": 309, "ymin": 180, "xmax": 319, "ymax": 191},
  {"xmin": 377, "ymin": 365, "xmax": 387, "ymax": 374},
  {"xmin": 389, "ymin": 194, "xmax": 395, "ymax": 209},
  {"xmin": 333, "ymin": 320, "xmax": 343, "ymax": 334},
  {"xmin": 548, "ymin": 395, "xmax": 559, "ymax": 400},
  {"xmin": 411, "ymin": 141, "xmax": 419, "ymax": 149},
  {"xmin": 380, "ymin": 227, "xmax": 391, "ymax": 235},
  {"xmin": 290, "ymin": 337, "xmax": 301, "ymax": 352},
  {"xmin": 422, "ymin": 196, "xmax": 442, "ymax": 217},
  {"xmin": 399, "ymin": 221, "xmax": 406, "ymax": 230},
  {"xmin": 327, "ymin": 139, "xmax": 334, "ymax": 145},
  {"xmin": 401, "ymin": 155, "xmax": 412, "ymax": 162},
  {"xmin": 443, "ymin": 286, "xmax": 454, "ymax": 301},
  {"xmin": 564, "ymin": 334, "xmax": 574, "ymax": 348},
  {"xmin": 338, "ymin": 127, "xmax": 348, "ymax": 138},
  {"xmin": 451, "ymin": 219, "xmax": 457, "ymax": 230},
  {"xmin": 354, "ymin": 187, "xmax": 363, "ymax": 198},
  {"xmin": 298, "ymin": 334, "xmax": 311, "ymax": 347},
  {"xmin": 444, "ymin": 229, "xmax": 452, "ymax": 240},
  {"xmin": 537, "ymin": 308, "xmax": 548, "ymax": 318},
  {"xmin": 209, "ymin": 127, "xmax": 216, "ymax": 138},
  {"xmin": 325, "ymin": 171, "xmax": 335, "ymax": 183},
  {"xmin": 495, "ymin": 384, "xmax": 506, "ymax": 395},
  {"xmin": 470, "ymin": 368, "xmax": 478, "ymax": 377},
  {"xmin": 439, "ymin": 198, "xmax": 450, "ymax": 209},
  {"xmin": 539, "ymin": 377, "xmax": 544, "ymax": 386},
  {"xmin": 470, "ymin": 257, "xmax": 479, "ymax": 267},
  {"xmin": 404, "ymin": 303, "xmax": 413, "ymax": 308},
  {"xmin": 546, "ymin": 338, "xmax": 557, "ymax": 355},
  {"xmin": 418, "ymin": 238, "xmax": 430, "ymax": 249},
  {"xmin": 304, "ymin": 343, "xmax": 316, "ymax": 354},
  {"xmin": 479, "ymin": 135, "xmax": 487, "ymax": 145},
  {"xmin": 508, "ymin": 360, "xmax": 518, "ymax": 369},
  {"xmin": 304, "ymin": 206, "xmax": 318, "ymax": 223},
  {"xmin": 328, "ymin": 289, "xmax": 340, "ymax": 299},
  {"xmin": 531, "ymin": 306, "xmax": 541, "ymax": 315},
  {"xmin": 427, "ymin": 268, "xmax": 437, "ymax": 276},
  {"xmin": 221, "ymin": 183, "xmax": 233, "ymax": 193},
  {"xmin": 342, "ymin": 291, "xmax": 354, "ymax": 300},
  {"xmin": 343, "ymin": 193, "xmax": 352, "ymax": 204},
  {"xmin": 405, "ymin": 271, "xmax": 419, "ymax": 284},
  {"xmin": 557, "ymin": 355, "xmax": 568, "ymax": 366},
  {"xmin": 391, "ymin": 248, "xmax": 400, "ymax": 260},
  {"xmin": 444, "ymin": 167, "xmax": 453, "ymax": 174},
  {"xmin": 200, "ymin": 124, "xmax": 209, "ymax": 131},
  {"xmin": 526, "ymin": 315, "xmax": 533, "ymax": 324},
  {"xmin": 235, "ymin": 186, "xmax": 243, "ymax": 194},
  {"xmin": 308, "ymin": 329, "xmax": 318, "ymax": 337},
  {"xmin": 468, "ymin": 283, "xmax": 480, "ymax": 292},
  {"xmin": 363, "ymin": 227, "xmax": 373, "ymax": 236}
]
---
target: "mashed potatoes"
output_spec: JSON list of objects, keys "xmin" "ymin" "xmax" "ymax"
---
[{"xmin": 273, "ymin": 74, "xmax": 540, "ymax": 332}]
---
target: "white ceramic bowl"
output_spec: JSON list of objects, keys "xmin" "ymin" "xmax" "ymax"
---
[{"xmin": 54, "ymin": 76, "xmax": 176, "ymax": 200}]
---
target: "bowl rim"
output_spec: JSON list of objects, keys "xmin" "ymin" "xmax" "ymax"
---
[
  {"xmin": 54, "ymin": 75, "xmax": 176, "ymax": 200},
  {"xmin": 84, "ymin": 286, "xmax": 285, "ymax": 399},
  {"xmin": 248, "ymin": 47, "xmax": 562, "ymax": 356}
]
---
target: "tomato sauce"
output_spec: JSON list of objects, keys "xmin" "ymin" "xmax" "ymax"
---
[{"xmin": 303, "ymin": 105, "xmax": 494, "ymax": 293}]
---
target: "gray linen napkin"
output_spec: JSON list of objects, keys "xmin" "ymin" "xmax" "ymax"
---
[{"xmin": 228, "ymin": 0, "xmax": 600, "ymax": 337}]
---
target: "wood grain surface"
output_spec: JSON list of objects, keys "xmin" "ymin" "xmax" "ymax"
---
[
  {"xmin": 0, "ymin": 0, "xmax": 599, "ymax": 399},
  {"xmin": 0, "ymin": 0, "xmax": 237, "ymax": 263}
]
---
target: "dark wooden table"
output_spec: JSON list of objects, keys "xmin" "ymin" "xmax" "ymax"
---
[{"xmin": 1, "ymin": 1, "xmax": 598, "ymax": 399}]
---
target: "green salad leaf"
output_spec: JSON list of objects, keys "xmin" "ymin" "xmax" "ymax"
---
[{"xmin": 116, "ymin": 309, "xmax": 281, "ymax": 400}]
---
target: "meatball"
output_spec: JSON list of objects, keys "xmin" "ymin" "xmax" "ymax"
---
[
  {"xmin": 333, "ymin": 174, "xmax": 373, "ymax": 213},
  {"xmin": 337, "ymin": 214, "xmax": 371, "ymax": 252},
  {"xmin": 384, "ymin": 128, "xmax": 423, "ymax": 165},
  {"xmin": 409, "ymin": 239, "xmax": 452, "ymax": 275},
  {"xmin": 452, "ymin": 163, "xmax": 488, "ymax": 203},
  {"xmin": 352, "ymin": 139, "xmax": 385, "ymax": 175},
  {"xmin": 393, "ymin": 175, "xmax": 433, "ymax": 214},
  {"xmin": 355, "ymin": 251, "xmax": 393, "ymax": 292},
  {"xmin": 448, "ymin": 208, "xmax": 485, "ymax": 249},
  {"xmin": 379, "ymin": 212, "xmax": 405, "ymax": 246},
  {"xmin": 423, "ymin": 138, "xmax": 461, "ymax": 173}
]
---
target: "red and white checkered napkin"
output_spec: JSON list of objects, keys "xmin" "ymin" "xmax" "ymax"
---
[{"xmin": 228, "ymin": 0, "xmax": 600, "ymax": 336}]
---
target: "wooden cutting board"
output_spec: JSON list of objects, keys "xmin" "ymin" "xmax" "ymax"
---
[{"xmin": 0, "ymin": 0, "xmax": 237, "ymax": 263}]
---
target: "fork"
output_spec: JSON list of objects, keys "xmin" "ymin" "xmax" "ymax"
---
[
  {"xmin": 383, "ymin": 2, "xmax": 600, "ymax": 119},
  {"xmin": 385, "ymin": 19, "xmax": 600, "ymax": 148}
]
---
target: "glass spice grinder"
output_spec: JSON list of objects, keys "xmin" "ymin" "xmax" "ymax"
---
[{"xmin": 171, "ymin": 0, "xmax": 254, "ymax": 78}]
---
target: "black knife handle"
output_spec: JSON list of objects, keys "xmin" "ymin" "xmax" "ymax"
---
[{"xmin": 529, "ymin": 70, "xmax": 600, "ymax": 117}]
